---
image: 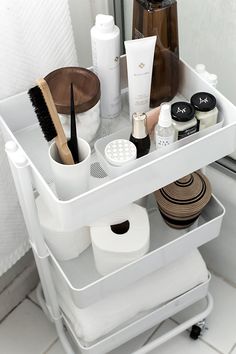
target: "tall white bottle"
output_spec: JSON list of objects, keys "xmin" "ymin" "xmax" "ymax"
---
[{"xmin": 91, "ymin": 14, "xmax": 121, "ymax": 119}]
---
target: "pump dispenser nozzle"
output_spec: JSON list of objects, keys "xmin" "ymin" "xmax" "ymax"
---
[{"xmin": 159, "ymin": 103, "xmax": 172, "ymax": 128}]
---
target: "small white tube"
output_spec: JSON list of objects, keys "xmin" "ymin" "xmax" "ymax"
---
[{"xmin": 125, "ymin": 36, "xmax": 156, "ymax": 118}]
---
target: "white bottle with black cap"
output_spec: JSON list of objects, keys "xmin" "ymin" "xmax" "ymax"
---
[
  {"xmin": 155, "ymin": 103, "xmax": 175, "ymax": 149},
  {"xmin": 91, "ymin": 14, "xmax": 121, "ymax": 119}
]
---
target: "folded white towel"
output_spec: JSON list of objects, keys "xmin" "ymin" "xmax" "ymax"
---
[{"xmin": 57, "ymin": 249, "xmax": 208, "ymax": 344}]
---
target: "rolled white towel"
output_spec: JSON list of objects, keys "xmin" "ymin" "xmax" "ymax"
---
[{"xmin": 57, "ymin": 249, "xmax": 208, "ymax": 343}]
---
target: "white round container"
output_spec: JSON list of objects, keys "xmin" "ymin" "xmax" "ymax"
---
[
  {"xmin": 45, "ymin": 67, "xmax": 101, "ymax": 144},
  {"xmin": 48, "ymin": 138, "xmax": 91, "ymax": 201},
  {"xmin": 191, "ymin": 92, "xmax": 218, "ymax": 131},
  {"xmin": 105, "ymin": 139, "xmax": 137, "ymax": 166},
  {"xmin": 59, "ymin": 100, "xmax": 100, "ymax": 144},
  {"xmin": 36, "ymin": 196, "xmax": 91, "ymax": 261},
  {"xmin": 171, "ymin": 101, "xmax": 198, "ymax": 140},
  {"xmin": 91, "ymin": 14, "xmax": 121, "ymax": 119}
]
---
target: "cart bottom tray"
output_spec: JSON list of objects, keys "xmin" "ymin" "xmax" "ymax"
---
[{"xmin": 63, "ymin": 275, "xmax": 210, "ymax": 354}]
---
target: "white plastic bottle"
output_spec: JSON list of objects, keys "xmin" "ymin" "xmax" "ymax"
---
[
  {"xmin": 155, "ymin": 103, "xmax": 175, "ymax": 149},
  {"xmin": 195, "ymin": 64, "xmax": 218, "ymax": 88},
  {"xmin": 91, "ymin": 14, "xmax": 121, "ymax": 119}
]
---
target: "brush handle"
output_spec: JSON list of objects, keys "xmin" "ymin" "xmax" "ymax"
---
[
  {"xmin": 69, "ymin": 83, "xmax": 79, "ymax": 163},
  {"xmin": 37, "ymin": 78, "xmax": 74, "ymax": 165}
]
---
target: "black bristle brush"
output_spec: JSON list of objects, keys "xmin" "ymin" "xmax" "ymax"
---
[
  {"xmin": 68, "ymin": 83, "xmax": 79, "ymax": 163},
  {"xmin": 28, "ymin": 78, "xmax": 74, "ymax": 165}
]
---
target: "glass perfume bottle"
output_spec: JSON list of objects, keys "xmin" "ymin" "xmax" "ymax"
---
[
  {"xmin": 133, "ymin": 0, "xmax": 179, "ymax": 107},
  {"xmin": 155, "ymin": 103, "xmax": 175, "ymax": 148}
]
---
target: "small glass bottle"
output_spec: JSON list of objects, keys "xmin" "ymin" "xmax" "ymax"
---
[
  {"xmin": 155, "ymin": 103, "xmax": 175, "ymax": 148},
  {"xmin": 130, "ymin": 113, "xmax": 151, "ymax": 158}
]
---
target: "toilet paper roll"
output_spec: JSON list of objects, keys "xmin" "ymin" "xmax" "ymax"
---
[
  {"xmin": 36, "ymin": 196, "xmax": 91, "ymax": 261},
  {"xmin": 90, "ymin": 204, "xmax": 150, "ymax": 275}
]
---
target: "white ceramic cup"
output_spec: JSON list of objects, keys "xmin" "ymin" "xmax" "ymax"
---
[{"xmin": 49, "ymin": 138, "xmax": 91, "ymax": 200}]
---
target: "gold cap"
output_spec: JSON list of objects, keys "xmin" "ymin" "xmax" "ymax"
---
[{"xmin": 132, "ymin": 112, "xmax": 148, "ymax": 139}]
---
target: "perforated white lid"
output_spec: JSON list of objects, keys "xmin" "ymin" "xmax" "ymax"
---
[{"xmin": 105, "ymin": 139, "xmax": 137, "ymax": 167}]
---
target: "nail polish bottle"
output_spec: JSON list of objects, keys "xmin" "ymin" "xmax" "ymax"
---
[{"xmin": 130, "ymin": 112, "xmax": 151, "ymax": 158}]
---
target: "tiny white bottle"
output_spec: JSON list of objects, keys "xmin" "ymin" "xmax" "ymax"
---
[
  {"xmin": 91, "ymin": 14, "xmax": 121, "ymax": 119},
  {"xmin": 195, "ymin": 64, "xmax": 218, "ymax": 88},
  {"xmin": 155, "ymin": 103, "xmax": 175, "ymax": 149}
]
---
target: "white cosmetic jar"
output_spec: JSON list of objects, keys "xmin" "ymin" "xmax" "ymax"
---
[
  {"xmin": 45, "ymin": 67, "xmax": 101, "ymax": 144},
  {"xmin": 171, "ymin": 101, "xmax": 198, "ymax": 140},
  {"xmin": 191, "ymin": 92, "xmax": 218, "ymax": 131}
]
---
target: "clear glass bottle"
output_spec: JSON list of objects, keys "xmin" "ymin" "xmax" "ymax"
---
[
  {"xmin": 155, "ymin": 103, "xmax": 175, "ymax": 148},
  {"xmin": 133, "ymin": 0, "xmax": 179, "ymax": 107}
]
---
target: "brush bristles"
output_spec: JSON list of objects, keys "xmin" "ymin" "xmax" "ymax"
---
[{"xmin": 28, "ymin": 85, "xmax": 57, "ymax": 142}]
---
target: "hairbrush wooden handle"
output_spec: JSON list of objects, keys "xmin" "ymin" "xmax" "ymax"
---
[{"xmin": 37, "ymin": 78, "xmax": 74, "ymax": 165}]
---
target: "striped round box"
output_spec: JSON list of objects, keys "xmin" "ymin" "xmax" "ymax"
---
[{"xmin": 155, "ymin": 172, "xmax": 212, "ymax": 229}]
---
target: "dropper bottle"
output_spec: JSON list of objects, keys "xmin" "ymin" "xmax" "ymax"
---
[{"xmin": 155, "ymin": 103, "xmax": 175, "ymax": 149}]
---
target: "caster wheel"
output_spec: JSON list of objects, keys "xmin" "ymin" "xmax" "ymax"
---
[{"xmin": 190, "ymin": 325, "xmax": 201, "ymax": 340}]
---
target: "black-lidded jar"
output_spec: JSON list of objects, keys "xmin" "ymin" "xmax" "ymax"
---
[
  {"xmin": 130, "ymin": 112, "xmax": 151, "ymax": 158},
  {"xmin": 191, "ymin": 92, "xmax": 218, "ymax": 131},
  {"xmin": 171, "ymin": 102, "xmax": 197, "ymax": 140}
]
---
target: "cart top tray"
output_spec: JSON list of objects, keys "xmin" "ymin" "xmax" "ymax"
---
[{"xmin": 0, "ymin": 58, "xmax": 235, "ymax": 231}]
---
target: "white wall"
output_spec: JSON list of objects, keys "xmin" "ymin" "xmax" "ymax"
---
[
  {"xmin": 124, "ymin": 0, "xmax": 236, "ymax": 105},
  {"xmin": 69, "ymin": 0, "xmax": 114, "ymax": 67},
  {"xmin": 201, "ymin": 166, "xmax": 236, "ymax": 285},
  {"xmin": 178, "ymin": 0, "xmax": 236, "ymax": 105}
]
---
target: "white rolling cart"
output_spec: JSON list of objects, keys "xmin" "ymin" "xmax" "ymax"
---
[{"xmin": 1, "ymin": 58, "xmax": 236, "ymax": 353}]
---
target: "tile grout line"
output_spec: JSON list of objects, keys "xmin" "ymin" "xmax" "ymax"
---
[
  {"xmin": 228, "ymin": 342, "xmax": 236, "ymax": 354},
  {"xmin": 141, "ymin": 322, "xmax": 164, "ymax": 347},
  {"xmin": 42, "ymin": 338, "xmax": 59, "ymax": 354},
  {"xmin": 200, "ymin": 338, "xmax": 225, "ymax": 354},
  {"xmin": 26, "ymin": 293, "xmax": 43, "ymax": 311},
  {"xmin": 170, "ymin": 318, "xmax": 224, "ymax": 354},
  {"xmin": 0, "ymin": 297, "xmax": 27, "ymax": 325}
]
